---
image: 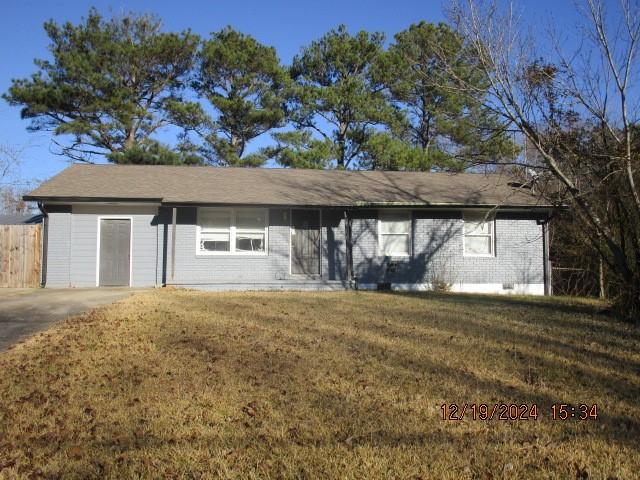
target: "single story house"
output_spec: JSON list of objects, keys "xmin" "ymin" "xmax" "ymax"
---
[
  {"xmin": 24, "ymin": 164, "xmax": 552, "ymax": 294},
  {"xmin": 0, "ymin": 213, "xmax": 43, "ymax": 225}
]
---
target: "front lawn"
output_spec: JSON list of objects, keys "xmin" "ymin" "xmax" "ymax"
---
[{"xmin": 0, "ymin": 290, "xmax": 638, "ymax": 479}]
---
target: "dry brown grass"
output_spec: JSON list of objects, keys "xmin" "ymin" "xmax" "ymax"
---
[{"xmin": 0, "ymin": 289, "xmax": 639, "ymax": 479}]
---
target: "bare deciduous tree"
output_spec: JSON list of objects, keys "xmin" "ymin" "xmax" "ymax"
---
[
  {"xmin": 0, "ymin": 143, "xmax": 21, "ymax": 183},
  {"xmin": 0, "ymin": 143, "xmax": 35, "ymax": 214},
  {"xmin": 444, "ymin": 0, "xmax": 640, "ymax": 319}
]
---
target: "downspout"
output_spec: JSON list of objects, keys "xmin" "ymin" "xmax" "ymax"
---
[
  {"xmin": 171, "ymin": 207, "xmax": 177, "ymax": 282},
  {"xmin": 541, "ymin": 219, "xmax": 552, "ymax": 296},
  {"xmin": 37, "ymin": 202, "xmax": 47, "ymax": 288}
]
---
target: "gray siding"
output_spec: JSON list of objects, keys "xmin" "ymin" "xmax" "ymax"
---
[
  {"xmin": 45, "ymin": 210, "xmax": 72, "ymax": 287},
  {"xmin": 161, "ymin": 207, "xmax": 290, "ymax": 285},
  {"xmin": 158, "ymin": 208, "xmax": 346, "ymax": 287},
  {"xmin": 45, "ymin": 205, "xmax": 159, "ymax": 287}
]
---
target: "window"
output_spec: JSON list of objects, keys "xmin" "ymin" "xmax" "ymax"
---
[
  {"xmin": 379, "ymin": 210, "xmax": 411, "ymax": 256},
  {"xmin": 197, "ymin": 208, "xmax": 267, "ymax": 255},
  {"xmin": 235, "ymin": 209, "xmax": 266, "ymax": 253},
  {"xmin": 199, "ymin": 209, "xmax": 231, "ymax": 252},
  {"xmin": 463, "ymin": 212, "xmax": 494, "ymax": 256}
]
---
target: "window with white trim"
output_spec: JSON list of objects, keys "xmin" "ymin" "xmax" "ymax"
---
[
  {"xmin": 235, "ymin": 209, "xmax": 267, "ymax": 253},
  {"xmin": 463, "ymin": 212, "xmax": 494, "ymax": 256},
  {"xmin": 197, "ymin": 208, "xmax": 267, "ymax": 254},
  {"xmin": 378, "ymin": 210, "xmax": 411, "ymax": 256}
]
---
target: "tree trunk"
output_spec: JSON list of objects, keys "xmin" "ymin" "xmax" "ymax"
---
[
  {"xmin": 124, "ymin": 127, "xmax": 137, "ymax": 151},
  {"xmin": 337, "ymin": 120, "xmax": 348, "ymax": 169},
  {"xmin": 599, "ymin": 257, "xmax": 605, "ymax": 300},
  {"xmin": 231, "ymin": 134, "xmax": 245, "ymax": 158}
]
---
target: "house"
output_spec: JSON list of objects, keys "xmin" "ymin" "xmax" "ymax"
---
[
  {"xmin": 24, "ymin": 164, "xmax": 552, "ymax": 294},
  {"xmin": 0, "ymin": 213, "xmax": 43, "ymax": 225}
]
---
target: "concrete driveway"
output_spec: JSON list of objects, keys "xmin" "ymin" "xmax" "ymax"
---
[{"xmin": 0, "ymin": 288, "xmax": 143, "ymax": 352}]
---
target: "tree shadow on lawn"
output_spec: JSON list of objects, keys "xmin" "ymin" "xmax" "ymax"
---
[
  {"xmin": 296, "ymin": 319, "xmax": 639, "ymax": 439},
  {"xmin": 346, "ymin": 299, "xmax": 640, "ymax": 383},
  {"xmin": 159, "ymin": 298, "xmax": 640, "ymax": 450},
  {"xmin": 386, "ymin": 291, "xmax": 640, "ymax": 344},
  {"xmin": 8, "ymin": 293, "xmax": 639, "ymax": 479},
  {"xmin": 269, "ymin": 291, "xmax": 640, "ymax": 382},
  {"xmin": 171, "ymin": 291, "xmax": 640, "ymax": 396}
]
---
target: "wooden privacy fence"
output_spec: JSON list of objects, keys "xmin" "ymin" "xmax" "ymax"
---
[{"xmin": 0, "ymin": 224, "xmax": 42, "ymax": 288}]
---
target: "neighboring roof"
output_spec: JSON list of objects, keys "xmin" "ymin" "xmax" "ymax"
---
[
  {"xmin": 0, "ymin": 213, "xmax": 43, "ymax": 225},
  {"xmin": 24, "ymin": 164, "xmax": 549, "ymax": 208}
]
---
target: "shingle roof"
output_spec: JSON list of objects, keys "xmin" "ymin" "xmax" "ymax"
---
[{"xmin": 24, "ymin": 164, "xmax": 549, "ymax": 208}]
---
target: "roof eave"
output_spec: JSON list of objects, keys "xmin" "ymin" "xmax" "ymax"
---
[
  {"xmin": 351, "ymin": 201, "xmax": 553, "ymax": 209},
  {"xmin": 23, "ymin": 195, "xmax": 162, "ymax": 203},
  {"xmin": 160, "ymin": 199, "xmax": 552, "ymax": 209},
  {"xmin": 26, "ymin": 196, "xmax": 554, "ymax": 210}
]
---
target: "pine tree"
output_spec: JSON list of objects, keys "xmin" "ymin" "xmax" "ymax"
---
[
  {"xmin": 281, "ymin": 25, "xmax": 398, "ymax": 169},
  {"xmin": 193, "ymin": 28, "xmax": 289, "ymax": 167},
  {"xmin": 3, "ymin": 9, "xmax": 201, "ymax": 164},
  {"xmin": 368, "ymin": 22, "xmax": 517, "ymax": 170}
]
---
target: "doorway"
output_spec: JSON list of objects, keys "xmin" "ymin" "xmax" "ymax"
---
[
  {"xmin": 98, "ymin": 218, "xmax": 131, "ymax": 286},
  {"xmin": 291, "ymin": 209, "xmax": 321, "ymax": 275}
]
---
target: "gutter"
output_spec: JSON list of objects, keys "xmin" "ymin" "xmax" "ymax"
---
[
  {"xmin": 24, "ymin": 195, "xmax": 554, "ymax": 211},
  {"xmin": 23, "ymin": 196, "xmax": 162, "ymax": 203},
  {"xmin": 349, "ymin": 201, "xmax": 554, "ymax": 209},
  {"xmin": 537, "ymin": 216, "xmax": 553, "ymax": 296},
  {"xmin": 160, "ymin": 201, "xmax": 554, "ymax": 210}
]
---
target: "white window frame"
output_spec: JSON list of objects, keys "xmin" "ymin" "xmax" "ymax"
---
[
  {"xmin": 378, "ymin": 209, "xmax": 412, "ymax": 257},
  {"xmin": 196, "ymin": 207, "xmax": 268, "ymax": 256},
  {"xmin": 463, "ymin": 211, "xmax": 495, "ymax": 257}
]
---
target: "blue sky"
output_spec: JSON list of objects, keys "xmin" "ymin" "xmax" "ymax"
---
[{"xmin": 1, "ymin": 0, "xmax": 579, "ymax": 185}]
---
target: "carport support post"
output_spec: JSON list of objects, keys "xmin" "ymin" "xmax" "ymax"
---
[
  {"xmin": 344, "ymin": 209, "xmax": 354, "ymax": 287},
  {"xmin": 171, "ymin": 207, "xmax": 177, "ymax": 281}
]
